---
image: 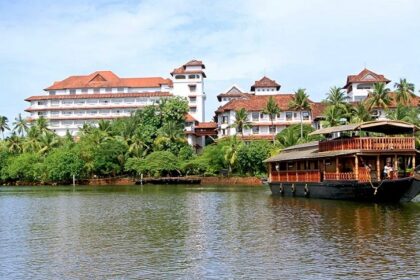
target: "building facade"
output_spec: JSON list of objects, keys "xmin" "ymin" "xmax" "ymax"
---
[
  {"xmin": 25, "ymin": 60, "xmax": 213, "ymax": 147},
  {"xmin": 215, "ymin": 76, "xmax": 324, "ymax": 140}
]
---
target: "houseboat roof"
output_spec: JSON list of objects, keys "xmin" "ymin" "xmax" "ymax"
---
[
  {"xmin": 309, "ymin": 120, "xmax": 418, "ymax": 136},
  {"xmin": 264, "ymin": 143, "xmax": 359, "ymax": 163}
]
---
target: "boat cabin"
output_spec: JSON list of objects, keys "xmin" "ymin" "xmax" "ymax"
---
[{"xmin": 266, "ymin": 120, "xmax": 419, "ymax": 184}]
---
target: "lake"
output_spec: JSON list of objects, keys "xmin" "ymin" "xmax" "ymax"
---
[{"xmin": 0, "ymin": 185, "xmax": 419, "ymax": 279}]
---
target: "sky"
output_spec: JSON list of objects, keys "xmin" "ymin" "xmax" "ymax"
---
[{"xmin": 1, "ymin": 0, "xmax": 420, "ymax": 124}]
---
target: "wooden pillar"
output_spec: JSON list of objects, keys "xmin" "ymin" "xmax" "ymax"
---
[
  {"xmin": 376, "ymin": 155, "xmax": 381, "ymax": 181},
  {"xmin": 268, "ymin": 163, "xmax": 272, "ymax": 182},
  {"xmin": 355, "ymin": 155, "xmax": 359, "ymax": 181},
  {"xmin": 286, "ymin": 161, "xmax": 289, "ymax": 182},
  {"xmin": 335, "ymin": 157, "xmax": 339, "ymax": 180},
  {"xmin": 394, "ymin": 154, "xmax": 398, "ymax": 179}
]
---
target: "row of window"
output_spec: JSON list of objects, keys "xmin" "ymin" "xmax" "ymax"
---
[
  {"xmin": 220, "ymin": 126, "xmax": 281, "ymax": 136},
  {"xmin": 255, "ymin": 88, "xmax": 277, "ymax": 92},
  {"xmin": 174, "ymin": 74, "xmax": 201, "ymax": 80},
  {"xmin": 220, "ymin": 111, "xmax": 310, "ymax": 123},
  {"xmin": 35, "ymin": 97, "xmax": 160, "ymax": 106},
  {"xmin": 48, "ymin": 87, "xmax": 164, "ymax": 96},
  {"xmin": 35, "ymin": 109, "xmax": 135, "ymax": 117}
]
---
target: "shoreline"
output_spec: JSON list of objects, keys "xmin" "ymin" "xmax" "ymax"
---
[{"xmin": 2, "ymin": 176, "xmax": 264, "ymax": 187}]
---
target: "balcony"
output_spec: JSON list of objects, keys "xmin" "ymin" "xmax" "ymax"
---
[
  {"xmin": 270, "ymin": 171, "xmax": 321, "ymax": 182},
  {"xmin": 319, "ymin": 137, "xmax": 415, "ymax": 152}
]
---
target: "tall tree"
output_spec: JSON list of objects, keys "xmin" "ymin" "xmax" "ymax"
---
[
  {"xmin": 0, "ymin": 116, "xmax": 10, "ymax": 139},
  {"xmin": 13, "ymin": 113, "xmax": 28, "ymax": 137},
  {"xmin": 231, "ymin": 108, "xmax": 252, "ymax": 137},
  {"xmin": 394, "ymin": 78, "xmax": 415, "ymax": 105},
  {"xmin": 325, "ymin": 86, "xmax": 349, "ymax": 113},
  {"xmin": 34, "ymin": 117, "xmax": 50, "ymax": 135},
  {"xmin": 322, "ymin": 105, "xmax": 345, "ymax": 127},
  {"xmin": 350, "ymin": 102, "xmax": 372, "ymax": 123},
  {"xmin": 366, "ymin": 83, "xmax": 391, "ymax": 110},
  {"xmin": 289, "ymin": 88, "xmax": 311, "ymax": 139},
  {"xmin": 263, "ymin": 96, "xmax": 281, "ymax": 142}
]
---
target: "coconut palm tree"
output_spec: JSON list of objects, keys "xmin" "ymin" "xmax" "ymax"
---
[
  {"xmin": 231, "ymin": 108, "xmax": 252, "ymax": 137},
  {"xmin": 289, "ymin": 88, "xmax": 311, "ymax": 139},
  {"xmin": 350, "ymin": 102, "xmax": 372, "ymax": 123},
  {"xmin": 366, "ymin": 83, "xmax": 391, "ymax": 110},
  {"xmin": 386, "ymin": 104, "xmax": 410, "ymax": 122},
  {"xmin": 0, "ymin": 116, "xmax": 10, "ymax": 139},
  {"xmin": 394, "ymin": 78, "xmax": 415, "ymax": 105},
  {"xmin": 6, "ymin": 133, "xmax": 23, "ymax": 154},
  {"xmin": 13, "ymin": 113, "xmax": 28, "ymax": 137},
  {"xmin": 222, "ymin": 136, "xmax": 242, "ymax": 174},
  {"xmin": 38, "ymin": 132, "xmax": 60, "ymax": 154},
  {"xmin": 34, "ymin": 117, "xmax": 50, "ymax": 135},
  {"xmin": 325, "ymin": 86, "xmax": 349, "ymax": 113},
  {"xmin": 322, "ymin": 105, "xmax": 346, "ymax": 127},
  {"xmin": 263, "ymin": 96, "xmax": 281, "ymax": 142}
]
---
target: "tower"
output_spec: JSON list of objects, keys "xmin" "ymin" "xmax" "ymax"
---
[{"xmin": 171, "ymin": 60, "xmax": 206, "ymax": 122}]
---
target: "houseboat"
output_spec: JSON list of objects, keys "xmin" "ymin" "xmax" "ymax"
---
[{"xmin": 265, "ymin": 120, "xmax": 420, "ymax": 202}]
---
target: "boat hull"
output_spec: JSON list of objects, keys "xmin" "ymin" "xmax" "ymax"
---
[{"xmin": 269, "ymin": 177, "xmax": 420, "ymax": 203}]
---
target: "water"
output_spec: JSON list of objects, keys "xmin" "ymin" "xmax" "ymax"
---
[{"xmin": 0, "ymin": 185, "xmax": 419, "ymax": 279}]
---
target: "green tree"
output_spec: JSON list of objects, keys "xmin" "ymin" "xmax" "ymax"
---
[
  {"xmin": 13, "ymin": 113, "xmax": 28, "ymax": 137},
  {"xmin": 289, "ymin": 88, "xmax": 311, "ymax": 139},
  {"xmin": 44, "ymin": 147, "xmax": 85, "ymax": 182},
  {"xmin": 231, "ymin": 108, "xmax": 252, "ymax": 137},
  {"xmin": 325, "ymin": 87, "xmax": 349, "ymax": 112},
  {"xmin": 6, "ymin": 133, "xmax": 23, "ymax": 154},
  {"xmin": 34, "ymin": 117, "xmax": 50, "ymax": 135},
  {"xmin": 366, "ymin": 83, "xmax": 391, "ymax": 110},
  {"xmin": 237, "ymin": 141, "xmax": 271, "ymax": 175},
  {"xmin": 125, "ymin": 151, "xmax": 181, "ymax": 177},
  {"xmin": 263, "ymin": 96, "xmax": 281, "ymax": 142},
  {"xmin": 0, "ymin": 116, "xmax": 10, "ymax": 139},
  {"xmin": 92, "ymin": 139, "xmax": 128, "ymax": 176},
  {"xmin": 222, "ymin": 136, "xmax": 243, "ymax": 174},
  {"xmin": 350, "ymin": 102, "xmax": 372, "ymax": 123},
  {"xmin": 394, "ymin": 78, "xmax": 415, "ymax": 105},
  {"xmin": 276, "ymin": 124, "xmax": 316, "ymax": 148},
  {"xmin": 5, "ymin": 152, "xmax": 43, "ymax": 182}
]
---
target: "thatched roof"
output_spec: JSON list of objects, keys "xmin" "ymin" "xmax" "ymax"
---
[{"xmin": 310, "ymin": 120, "xmax": 418, "ymax": 136}]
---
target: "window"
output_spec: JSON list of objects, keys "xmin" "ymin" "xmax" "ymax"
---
[
  {"xmin": 100, "ymin": 100, "xmax": 109, "ymax": 104},
  {"xmin": 81, "ymin": 88, "xmax": 88, "ymax": 93},
  {"xmin": 50, "ymin": 121, "xmax": 59, "ymax": 127},
  {"xmin": 252, "ymin": 112, "xmax": 259, "ymax": 121},
  {"xmin": 276, "ymin": 113, "xmax": 281, "ymax": 119},
  {"xmin": 252, "ymin": 126, "xmax": 259, "ymax": 134},
  {"xmin": 105, "ymin": 88, "xmax": 112, "ymax": 92},
  {"xmin": 75, "ymin": 100, "xmax": 85, "ymax": 105},
  {"xmin": 49, "ymin": 91, "xmax": 56, "ymax": 95},
  {"xmin": 189, "ymin": 107, "xmax": 196, "ymax": 113},
  {"xmin": 302, "ymin": 111, "xmax": 309, "ymax": 120},
  {"xmin": 62, "ymin": 100, "xmax": 73, "ymax": 105},
  {"xmin": 286, "ymin": 112, "xmax": 293, "ymax": 121},
  {"xmin": 294, "ymin": 112, "xmax": 298, "ymax": 118},
  {"xmin": 188, "ymin": 74, "xmax": 197, "ymax": 79},
  {"xmin": 357, "ymin": 84, "xmax": 373, "ymax": 90},
  {"xmin": 51, "ymin": 100, "xmax": 59, "ymax": 106},
  {"xmin": 137, "ymin": 98, "xmax": 147, "ymax": 104},
  {"xmin": 94, "ymin": 88, "xmax": 100, "ymax": 93},
  {"xmin": 125, "ymin": 98, "xmax": 135, "ymax": 104},
  {"xmin": 222, "ymin": 129, "xmax": 226, "ymax": 136},
  {"xmin": 37, "ymin": 112, "xmax": 47, "ymax": 116},
  {"xmin": 269, "ymin": 126, "xmax": 276, "ymax": 133},
  {"xmin": 89, "ymin": 110, "xmax": 97, "ymax": 115},
  {"xmin": 189, "ymin": 97, "xmax": 197, "ymax": 103},
  {"xmin": 87, "ymin": 99, "xmax": 98, "ymax": 105},
  {"xmin": 69, "ymin": 89, "xmax": 76, "ymax": 95},
  {"xmin": 260, "ymin": 113, "xmax": 265, "ymax": 119},
  {"xmin": 50, "ymin": 111, "xmax": 59, "ymax": 116},
  {"xmin": 189, "ymin": 85, "xmax": 197, "ymax": 92},
  {"xmin": 63, "ymin": 111, "xmax": 73, "ymax": 115},
  {"xmin": 114, "ymin": 99, "xmax": 122, "ymax": 104},
  {"xmin": 175, "ymin": 75, "xmax": 186, "ymax": 79},
  {"xmin": 37, "ymin": 101, "xmax": 46, "ymax": 106},
  {"xmin": 117, "ymin": 88, "xmax": 124, "ymax": 92}
]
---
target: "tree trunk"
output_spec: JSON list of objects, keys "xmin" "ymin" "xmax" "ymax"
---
[
  {"xmin": 271, "ymin": 117, "xmax": 275, "ymax": 143},
  {"xmin": 300, "ymin": 111, "xmax": 303, "ymax": 139}
]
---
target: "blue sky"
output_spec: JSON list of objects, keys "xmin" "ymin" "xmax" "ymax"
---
[{"xmin": 1, "ymin": 0, "xmax": 420, "ymax": 123}]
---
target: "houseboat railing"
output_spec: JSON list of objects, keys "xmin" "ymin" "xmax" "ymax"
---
[
  {"xmin": 319, "ymin": 137, "xmax": 415, "ymax": 152},
  {"xmin": 270, "ymin": 170, "xmax": 321, "ymax": 182},
  {"xmin": 324, "ymin": 172, "xmax": 356, "ymax": 181}
]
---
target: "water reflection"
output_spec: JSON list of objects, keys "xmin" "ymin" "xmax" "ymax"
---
[{"xmin": 0, "ymin": 185, "xmax": 418, "ymax": 279}]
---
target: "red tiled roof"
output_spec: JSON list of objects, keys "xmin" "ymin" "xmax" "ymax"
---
[
  {"xmin": 251, "ymin": 76, "xmax": 281, "ymax": 91},
  {"xmin": 25, "ymin": 92, "xmax": 173, "ymax": 101},
  {"xmin": 217, "ymin": 86, "xmax": 249, "ymax": 101},
  {"xmin": 310, "ymin": 102, "xmax": 327, "ymax": 119},
  {"xmin": 170, "ymin": 59, "xmax": 206, "ymax": 77},
  {"xmin": 344, "ymin": 68, "xmax": 390, "ymax": 89},
  {"xmin": 185, "ymin": 60, "xmax": 205, "ymax": 68},
  {"xmin": 45, "ymin": 71, "xmax": 172, "ymax": 90},
  {"xmin": 216, "ymin": 94, "xmax": 296, "ymax": 112},
  {"xmin": 25, "ymin": 105, "xmax": 145, "ymax": 112},
  {"xmin": 185, "ymin": 113, "xmax": 198, "ymax": 122},
  {"xmin": 196, "ymin": 121, "xmax": 217, "ymax": 129}
]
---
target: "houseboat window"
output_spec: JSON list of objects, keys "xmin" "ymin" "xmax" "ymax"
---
[{"xmin": 286, "ymin": 112, "xmax": 293, "ymax": 121}]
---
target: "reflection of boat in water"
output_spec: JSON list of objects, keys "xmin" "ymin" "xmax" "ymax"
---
[{"xmin": 265, "ymin": 120, "xmax": 420, "ymax": 203}]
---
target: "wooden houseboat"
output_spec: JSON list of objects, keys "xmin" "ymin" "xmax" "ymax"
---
[{"xmin": 265, "ymin": 120, "xmax": 420, "ymax": 202}]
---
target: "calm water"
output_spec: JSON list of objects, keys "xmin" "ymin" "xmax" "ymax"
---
[{"xmin": 0, "ymin": 185, "xmax": 419, "ymax": 279}]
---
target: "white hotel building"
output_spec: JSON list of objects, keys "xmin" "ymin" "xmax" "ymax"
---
[{"xmin": 25, "ymin": 60, "xmax": 214, "ymax": 147}]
